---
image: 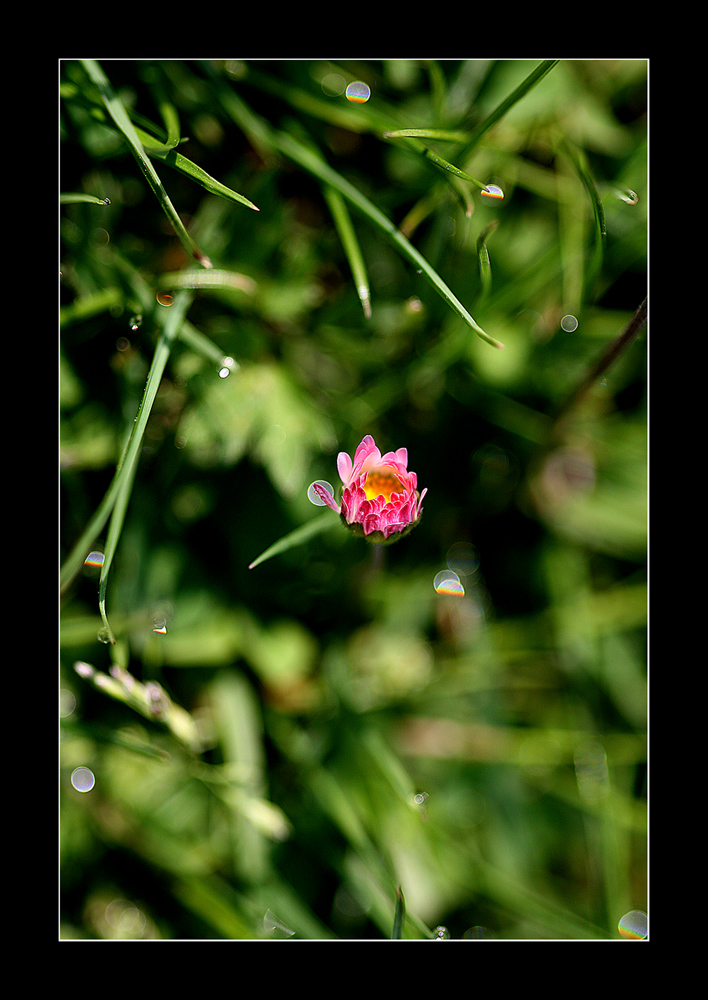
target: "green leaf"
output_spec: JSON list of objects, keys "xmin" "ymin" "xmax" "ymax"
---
[
  {"xmin": 80, "ymin": 60, "xmax": 213, "ymax": 268},
  {"xmin": 248, "ymin": 512, "xmax": 338, "ymax": 569}
]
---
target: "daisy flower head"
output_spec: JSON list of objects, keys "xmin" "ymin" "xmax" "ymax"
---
[{"xmin": 311, "ymin": 434, "xmax": 427, "ymax": 544}]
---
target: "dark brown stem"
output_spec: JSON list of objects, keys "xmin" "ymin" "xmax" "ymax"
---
[{"xmin": 552, "ymin": 296, "xmax": 647, "ymax": 441}]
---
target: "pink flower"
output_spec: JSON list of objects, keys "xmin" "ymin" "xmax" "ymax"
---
[{"xmin": 312, "ymin": 434, "xmax": 427, "ymax": 544}]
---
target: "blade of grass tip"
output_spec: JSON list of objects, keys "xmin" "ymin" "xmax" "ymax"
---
[
  {"xmin": 458, "ymin": 59, "xmax": 560, "ymax": 157},
  {"xmin": 153, "ymin": 147, "xmax": 260, "ymax": 212},
  {"xmin": 273, "ymin": 130, "xmax": 504, "ymax": 350},
  {"xmin": 477, "ymin": 220, "xmax": 498, "ymax": 303},
  {"xmin": 80, "ymin": 60, "xmax": 213, "ymax": 269},
  {"xmin": 95, "ymin": 291, "xmax": 192, "ymax": 642},
  {"xmin": 392, "ymin": 886, "xmax": 405, "ymax": 939},
  {"xmin": 560, "ymin": 139, "xmax": 606, "ymax": 300},
  {"xmin": 248, "ymin": 512, "xmax": 338, "ymax": 570},
  {"xmin": 384, "ymin": 128, "xmax": 471, "ymax": 143},
  {"xmin": 323, "ymin": 186, "xmax": 372, "ymax": 319},
  {"xmin": 60, "ymin": 193, "xmax": 111, "ymax": 206},
  {"xmin": 384, "ymin": 130, "xmax": 490, "ymax": 192}
]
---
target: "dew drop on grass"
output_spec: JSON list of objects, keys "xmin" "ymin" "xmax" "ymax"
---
[
  {"xmin": 84, "ymin": 551, "xmax": 105, "ymax": 569},
  {"xmin": 616, "ymin": 188, "xmax": 639, "ymax": 205},
  {"xmin": 481, "ymin": 184, "xmax": 504, "ymax": 200},
  {"xmin": 618, "ymin": 910, "xmax": 647, "ymax": 939},
  {"xmin": 561, "ymin": 314, "xmax": 578, "ymax": 332},
  {"xmin": 263, "ymin": 909, "xmax": 295, "ymax": 938},
  {"xmin": 217, "ymin": 356, "xmax": 237, "ymax": 379},
  {"xmin": 446, "ymin": 542, "xmax": 479, "ymax": 579},
  {"xmin": 71, "ymin": 766, "xmax": 96, "ymax": 793},
  {"xmin": 308, "ymin": 480, "xmax": 335, "ymax": 505},
  {"xmin": 346, "ymin": 80, "xmax": 371, "ymax": 104},
  {"xmin": 432, "ymin": 925, "xmax": 451, "ymax": 940},
  {"xmin": 434, "ymin": 570, "xmax": 465, "ymax": 597}
]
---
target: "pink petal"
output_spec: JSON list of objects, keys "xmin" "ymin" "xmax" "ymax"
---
[
  {"xmin": 353, "ymin": 435, "xmax": 381, "ymax": 478},
  {"xmin": 312, "ymin": 483, "xmax": 341, "ymax": 512},
  {"xmin": 337, "ymin": 451, "xmax": 353, "ymax": 485}
]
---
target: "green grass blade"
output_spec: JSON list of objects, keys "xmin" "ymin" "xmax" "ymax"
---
[
  {"xmin": 322, "ymin": 186, "xmax": 371, "ymax": 319},
  {"xmin": 60, "ymin": 193, "xmax": 110, "ymax": 206},
  {"xmin": 392, "ymin": 887, "xmax": 405, "ymax": 939},
  {"xmin": 97, "ymin": 290, "xmax": 192, "ymax": 642},
  {"xmin": 458, "ymin": 60, "xmax": 560, "ymax": 157},
  {"xmin": 384, "ymin": 130, "xmax": 490, "ymax": 192},
  {"xmin": 477, "ymin": 220, "xmax": 498, "ymax": 304},
  {"xmin": 384, "ymin": 128, "xmax": 471, "ymax": 142},
  {"xmin": 273, "ymin": 130, "xmax": 504, "ymax": 349},
  {"xmin": 59, "ymin": 285, "xmax": 234, "ymax": 595},
  {"xmin": 560, "ymin": 139, "xmax": 606, "ymax": 300},
  {"xmin": 248, "ymin": 512, "xmax": 338, "ymax": 570},
  {"xmin": 150, "ymin": 145, "xmax": 260, "ymax": 212},
  {"xmin": 81, "ymin": 60, "xmax": 213, "ymax": 268},
  {"xmin": 205, "ymin": 72, "xmax": 503, "ymax": 349},
  {"xmin": 62, "ymin": 291, "xmax": 193, "ymax": 639}
]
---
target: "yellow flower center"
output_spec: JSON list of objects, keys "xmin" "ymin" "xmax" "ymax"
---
[{"xmin": 363, "ymin": 468, "xmax": 403, "ymax": 502}]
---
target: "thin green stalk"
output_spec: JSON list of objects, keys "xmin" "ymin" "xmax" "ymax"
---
[
  {"xmin": 560, "ymin": 138, "xmax": 607, "ymax": 300},
  {"xmin": 61, "ymin": 293, "xmax": 192, "ymax": 601},
  {"xmin": 458, "ymin": 60, "xmax": 560, "ymax": 157},
  {"xmin": 207, "ymin": 73, "xmax": 504, "ymax": 349},
  {"xmin": 96, "ymin": 291, "xmax": 192, "ymax": 643},
  {"xmin": 323, "ymin": 186, "xmax": 372, "ymax": 319},
  {"xmin": 476, "ymin": 220, "xmax": 498, "ymax": 304},
  {"xmin": 81, "ymin": 60, "xmax": 213, "ymax": 268},
  {"xmin": 273, "ymin": 130, "xmax": 504, "ymax": 350}
]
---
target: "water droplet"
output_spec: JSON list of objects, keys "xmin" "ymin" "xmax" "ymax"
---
[
  {"xmin": 618, "ymin": 910, "xmax": 647, "ymax": 939},
  {"xmin": 97, "ymin": 626, "xmax": 112, "ymax": 644},
  {"xmin": 71, "ymin": 766, "xmax": 95, "ymax": 793},
  {"xmin": 432, "ymin": 925, "xmax": 451, "ymax": 940},
  {"xmin": 102, "ymin": 197, "xmax": 111, "ymax": 206},
  {"xmin": 105, "ymin": 898, "xmax": 147, "ymax": 937},
  {"xmin": 413, "ymin": 791, "xmax": 429, "ymax": 806},
  {"xmin": 463, "ymin": 926, "xmax": 495, "ymax": 939},
  {"xmin": 481, "ymin": 184, "xmax": 504, "ymax": 200},
  {"xmin": 150, "ymin": 600, "xmax": 174, "ymax": 635},
  {"xmin": 60, "ymin": 689, "xmax": 77, "ymax": 718},
  {"xmin": 561, "ymin": 314, "xmax": 578, "ymax": 332},
  {"xmin": 263, "ymin": 909, "xmax": 295, "ymax": 938},
  {"xmin": 308, "ymin": 480, "xmax": 335, "ymax": 506},
  {"xmin": 84, "ymin": 551, "xmax": 105, "ymax": 569},
  {"xmin": 434, "ymin": 570, "xmax": 465, "ymax": 597},
  {"xmin": 616, "ymin": 188, "xmax": 639, "ymax": 206},
  {"xmin": 129, "ymin": 314, "xmax": 142, "ymax": 331},
  {"xmin": 346, "ymin": 80, "xmax": 371, "ymax": 104},
  {"xmin": 322, "ymin": 73, "xmax": 346, "ymax": 97},
  {"xmin": 156, "ymin": 292, "xmax": 173, "ymax": 307},
  {"xmin": 218, "ymin": 356, "xmax": 237, "ymax": 379},
  {"xmin": 446, "ymin": 542, "xmax": 479, "ymax": 578}
]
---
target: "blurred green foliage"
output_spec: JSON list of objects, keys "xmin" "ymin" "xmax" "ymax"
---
[{"xmin": 60, "ymin": 60, "xmax": 647, "ymax": 940}]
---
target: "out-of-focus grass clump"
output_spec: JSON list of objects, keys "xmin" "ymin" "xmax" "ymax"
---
[{"xmin": 60, "ymin": 60, "xmax": 647, "ymax": 940}]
